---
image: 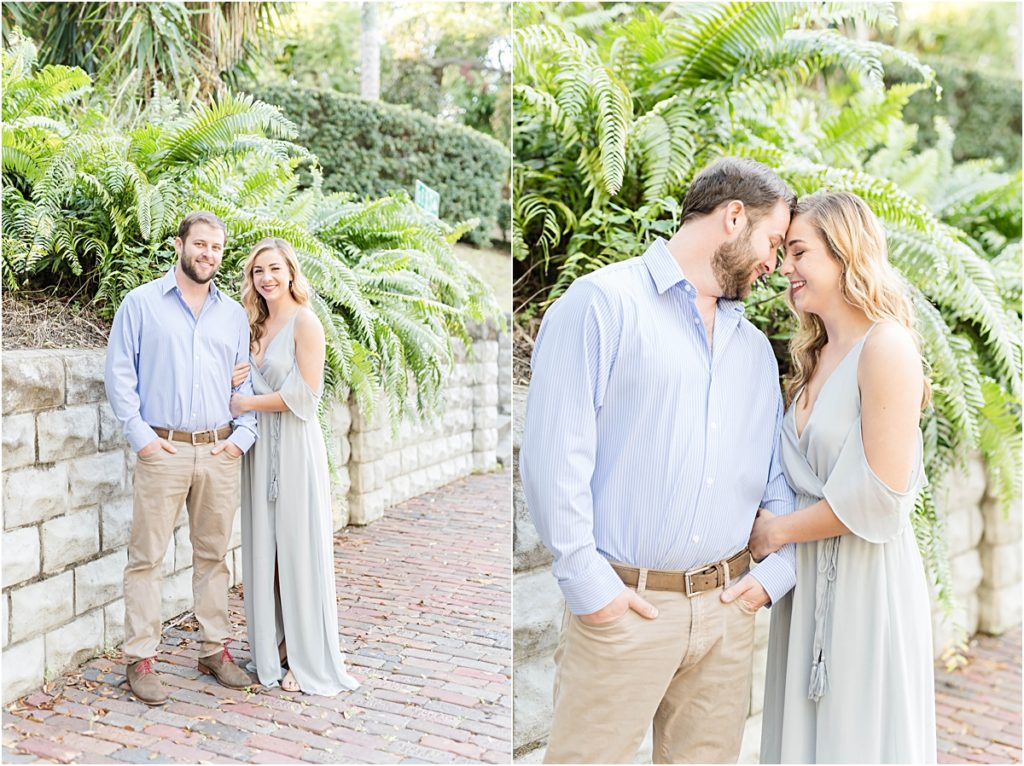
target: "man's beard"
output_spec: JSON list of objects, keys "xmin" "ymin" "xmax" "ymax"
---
[
  {"xmin": 711, "ymin": 228, "xmax": 759, "ymax": 300},
  {"xmin": 180, "ymin": 253, "xmax": 220, "ymax": 285}
]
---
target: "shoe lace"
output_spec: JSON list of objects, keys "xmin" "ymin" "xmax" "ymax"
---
[
  {"xmin": 220, "ymin": 646, "xmax": 234, "ymax": 664},
  {"xmin": 135, "ymin": 658, "xmax": 153, "ymax": 675}
]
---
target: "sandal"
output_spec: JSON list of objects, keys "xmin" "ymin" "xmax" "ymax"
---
[{"xmin": 281, "ymin": 668, "xmax": 300, "ymax": 693}]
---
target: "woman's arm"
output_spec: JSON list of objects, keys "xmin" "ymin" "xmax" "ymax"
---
[
  {"xmin": 751, "ymin": 500, "xmax": 850, "ymax": 559},
  {"xmin": 229, "ymin": 309, "xmax": 325, "ymax": 417}
]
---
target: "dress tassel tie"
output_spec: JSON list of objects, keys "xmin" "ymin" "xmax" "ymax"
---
[
  {"xmin": 808, "ymin": 535, "xmax": 839, "ymax": 702},
  {"xmin": 268, "ymin": 412, "xmax": 281, "ymax": 502}
]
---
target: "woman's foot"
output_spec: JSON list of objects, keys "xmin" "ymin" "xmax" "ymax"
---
[{"xmin": 281, "ymin": 668, "xmax": 299, "ymax": 693}]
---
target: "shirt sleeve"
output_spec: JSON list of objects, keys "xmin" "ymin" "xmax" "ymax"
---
[
  {"xmin": 749, "ymin": 389, "xmax": 797, "ymax": 605},
  {"xmin": 227, "ymin": 313, "xmax": 258, "ymax": 453},
  {"xmin": 104, "ymin": 295, "xmax": 158, "ymax": 453},
  {"xmin": 519, "ymin": 279, "xmax": 626, "ymax": 615},
  {"xmin": 821, "ymin": 416, "xmax": 923, "ymax": 543}
]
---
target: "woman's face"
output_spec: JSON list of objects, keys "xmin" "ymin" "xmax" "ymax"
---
[
  {"xmin": 780, "ymin": 214, "xmax": 845, "ymax": 317},
  {"xmin": 251, "ymin": 250, "xmax": 292, "ymax": 304}
]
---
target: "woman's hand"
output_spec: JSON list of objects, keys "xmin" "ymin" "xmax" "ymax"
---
[
  {"xmin": 229, "ymin": 392, "xmax": 249, "ymax": 418},
  {"xmin": 231, "ymin": 362, "xmax": 251, "ymax": 388},
  {"xmin": 749, "ymin": 507, "xmax": 781, "ymax": 562}
]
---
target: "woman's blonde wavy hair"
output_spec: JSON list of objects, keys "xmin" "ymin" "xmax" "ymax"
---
[
  {"xmin": 240, "ymin": 237, "xmax": 311, "ymax": 350},
  {"xmin": 784, "ymin": 191, "xmax": 931, "ymax": 409}
]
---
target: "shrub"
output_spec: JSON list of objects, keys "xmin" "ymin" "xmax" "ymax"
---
[
  {"xmin": 889, "ymin": 58, "xmax": 1022, "ymax": 170},
  {"xmin": 254, "ymin": 84, "xmax": 508, "ymax": 246}
]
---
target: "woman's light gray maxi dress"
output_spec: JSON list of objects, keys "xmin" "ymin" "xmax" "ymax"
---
[
  {"xmin": 240, "ymin": 314, "xmax": 360, "ymax": 695},
  {"xmin": 760, "ymin": 330, "xmax": 936, "ymax": 764}
]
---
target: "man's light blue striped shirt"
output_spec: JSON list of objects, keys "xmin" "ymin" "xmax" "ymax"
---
[
  {"xmin": 520, "ymin": 238, "xmax": 796, "ymax": 614},
  {"xmin": 105, "ymin": 267, "xmax": 258, "ymax": 454}
]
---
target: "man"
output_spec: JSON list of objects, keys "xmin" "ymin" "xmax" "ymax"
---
[
  {"xmin": 520, "ymin": 158, "xmax": 798, "ymax": 763},
  {"xmin": 105, "ymin": 211, "xmax": 258, "ymax": 705}
]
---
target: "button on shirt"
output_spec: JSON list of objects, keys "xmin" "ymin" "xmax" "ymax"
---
[
  {"xmin": 520, "ymin": 238, "xmax": 796, "ymax": 614},
  {"xmin": 105, "ymin": 267, "xmax": 258, "ymax": 454}
]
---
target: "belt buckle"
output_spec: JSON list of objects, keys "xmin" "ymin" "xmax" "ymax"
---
[
  {"xmin": 683, "ymin": 563, "xmax": 719, "ymax": 598},
  {"xmin": 191, "ymin": 429, "xmax": 213, "ymax": 446}
]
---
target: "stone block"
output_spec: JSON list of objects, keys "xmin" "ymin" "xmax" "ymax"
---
[
  {"xmin": 233, "ymin": 547, "xmax": 243, "ymax": 586},
  {"xmin": 514, "ymin": 480, "xmax": 551, "ymax": 572},
  {"xmin": 512, "ymin": 655, "xmax": 556, "ymax": 751},
  {"xmin": 978, "ymin": 582, "xmax": 1022, "ymax": 634},
  {"xmin": 739, "ymin": 713, "xmax": 763, "ymax": 764},
  {"xmin": 474, "ymin": 427, "xmax": 499, "ymax": 452},
  {"xmin": 160, "ymin": 569, "xmax": 192, "ymax": 622},
  {"xmin": 46, "ymin": 609, "xmax": 104, "ymax": 675},
  {"xmin": 935, "ymin": 455, "xmax": 987, "ymax": 519},
  {"xmin": 400, "ymin": 445, "xmax": 419, "ymax": 474},
  {"xmin": 42, "ymin": 507, "xmax": 100, "ymax": 574},
  {"xmin": 68, "ymin": 451, "xmax": 126, "ymax": 508},
  {"xmin": 391, "ymin": 474, "xmax": 411, "ymax": 505},
  {"xmin": 2, "ymin": 526, "xmax": 41, "ymax": 587},
  {"xmin": 98, "ymin": 402, "xmax": 125, "ymax": 451},
  {"xmin": 2, "ymin": 351, "xmax": 65, "ymax": 415},
  {"xmin": 514, "ymin": 570, "xmax": 563, "ymax": 661},
  {"xmin": 104, "ymin": 599, "xmax": 125, "ymax": 648},
  {"xmin": 980, "ymin": 541, "xmax": 1022, "ymax": 589},
  {"xmin": 2, "ymin": 595, "xmax": 8, "ymax": 648},
  {"xmin": 349, "ymin": 488, "xmax": 388, "ymax": 525},
  {"xmin": 227, "ymin": 510, "xmax": 241, "ymax": 549},
  {"xmin": 473, "ymin": 450, "xmax": 497, "ymax": 472},
  {"xmin": 496, "ymin": 414, "xmax": 512, "ymax": 466},
  {"xmin": 351, "ymin": 460, "xmax": 378, "ymax": 494},
  {"xmin": 101, "ymin": 497, "xmax": 134, "ymax": 551},
  {"xmin": 330, "ymin": 479, "xmax": 350, "ymax": 532},
  {"xmin": 10, "ymin": 572, "xmax": 74, "ymax": 641},
  {"xmin": 3, "ymin": 463, "xmax": 69, "ymax": 528},
  {"xmin": 474, "ymin": 405, "xmax": 499, "ymax": 430},
  {"xmin": 330, "ymin": 401, "xmax": 352, "ymax": 437},
  {"xmin": 513, "ymin": 384, "xmax": 529, "ymax": 450},
  {"xmin": 2, "ymin": 638, "xmax": 44, "ymax": 705},
  {"xmin": 63, "ymin": 351, "xmax": 106, "ymax": 404},
  {"xmin": 381, "ymin": 450, "xmax": 402, "ymax": 481},
  {"xmin": 76, "ymin": 550, "xmax": 128, "ymax": 614},
  {"xmin": 175, "ymin": 524, "xmax": 194, "ymax": 572},
  {"xmin": 982, "ymin": 494, "xmax": 1022, "ymax": 546},
  {"xmin": 2, "ymin": 413, "xmax": 35, "ymax": 469},
  {"xmin": 944, "ymin": 505, "xmax": 984, "ymax": 557},
  {"xmin": 475, "ymin": 339, "xmax": 499, "ymax": 364},
  {"xmin": 949, "ymin": 549, "xmax": 983, "ymax": 597},
  {"xmin": 474, "ymin": 383, "xmax": 499, "ymax": 407},
  {"xmin": 38, "ymin": 405, "xmax": 99, "ymax": 462},
  {"xmin": 335, "ymin": 435, "xmax": 351, "ymax": 466}
]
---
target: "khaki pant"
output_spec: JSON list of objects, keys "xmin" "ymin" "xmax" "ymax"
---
[
  {"xmin": 122, "ymin": 443, "xmax": 241, "ymax": 662},
  {"xmin": 545, "ymin": 577, "xmax": 758, "ymax": 764}
]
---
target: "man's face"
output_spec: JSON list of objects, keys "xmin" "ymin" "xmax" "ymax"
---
[
  {"xmin": 175, "ymin": 222, "xmax": 226, "ymax": 285},
  {"xmin": 711, "ymin": 200, "xmax": 790, "ymax": 300}
]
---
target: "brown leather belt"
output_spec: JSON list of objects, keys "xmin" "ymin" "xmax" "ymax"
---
[
  {"xmin": 152, "ymin": 425, "xmax": 233, "ymax": 445},
  {"xmin": 611, "ymin": 549, "xmax": 752, "ymax": 597}
]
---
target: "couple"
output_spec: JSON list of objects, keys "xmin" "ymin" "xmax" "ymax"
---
[
  {"xmin": 521, "ymin": 158, "xmax": 936, "ymax": 764},
  {"xmin": 104, "ymin": 211, "xmax": 360, "ymax": 704}
]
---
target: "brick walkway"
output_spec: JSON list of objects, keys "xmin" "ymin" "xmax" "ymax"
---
[
  {"xmin": 936, "ymin": 625, "xmax": 1022, "ymax": 764},
  {"xmin": 3, "ymin": 469, "xmax": 511, "ymax": 764}
]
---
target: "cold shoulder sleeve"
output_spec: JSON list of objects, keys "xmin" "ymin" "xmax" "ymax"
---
[
  {"xmin": 278, "ymin": 362, "xmax": 320, "ymax": 422},
  {"xmin": 820, "ymin": 416, "xmax": 924, "ymax": 544}
]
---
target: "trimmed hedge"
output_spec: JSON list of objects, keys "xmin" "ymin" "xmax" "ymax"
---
[
  {"xmin": 888, "ymin": 59, "xmax": 1022, "ymax": 169},
  {"xmin": 255, "ymin": 85, "xmax": 508, "ymax": 246}
]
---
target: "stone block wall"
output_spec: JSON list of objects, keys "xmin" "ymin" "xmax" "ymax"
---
[
  {"xmin": 511, "ymin": 382, "xmax": 1022, "ymax": 762},
  {"xmin": 2, "ymin": 350, "xmax": 247, "ymax": 704},
  {"xmin": 1, "ymin": 318, "xmax": 507, "ymax": 704}
]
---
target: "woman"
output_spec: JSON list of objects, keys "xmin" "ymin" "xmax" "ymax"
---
[
  {"xmin": 229, "ymin": 237, "xmax": 360, "ymax": 696},
  {"xmin": 751, "ymin": 192, "xmax": 936, "ymax": 763}
]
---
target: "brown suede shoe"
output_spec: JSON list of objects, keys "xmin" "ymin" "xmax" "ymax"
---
[
  {"xmin": 126, "ymin": 658, "xmax": 169, "ymax": 705},
  {"xmin": 198, "ymin": 646, "xmax": 252, "ymax": 689}
]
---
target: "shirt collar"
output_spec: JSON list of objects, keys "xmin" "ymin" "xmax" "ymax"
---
[
  {"xmin": 642, "ymin": 238, "xmax": 745, "ymax": 315},
  {"xmin": 161, "ymin": 265, "xmax": 223, "ymax": 302}
]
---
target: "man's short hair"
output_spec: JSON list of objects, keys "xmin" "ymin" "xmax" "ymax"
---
[
  {"xmin": 681, "ymin": 158, "xmax": 796, "ymax": 225},
  {"xmin": 177, "ymin": 211, "xmax": 227, "ymax": 243}
]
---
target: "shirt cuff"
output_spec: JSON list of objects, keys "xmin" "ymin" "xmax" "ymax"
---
[
  {"xmin": 228, "ymin": 427, "xmax": 256, "ymax": 454},
  {"xmin": 559, "ymin": 556, "xmax": 626, "ymax": 615},
  {"xmin": 127, "ymin": 422, "xmax": 158, "ymax": 454},
  {"xmin": 749, "ymin": 550, "xmax": 795, "ymax": 606}
]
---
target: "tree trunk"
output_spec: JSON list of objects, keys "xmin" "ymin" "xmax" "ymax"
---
[{"xmin": 360, "ymin": 2, "xmax": 381, "ymax": 100}]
